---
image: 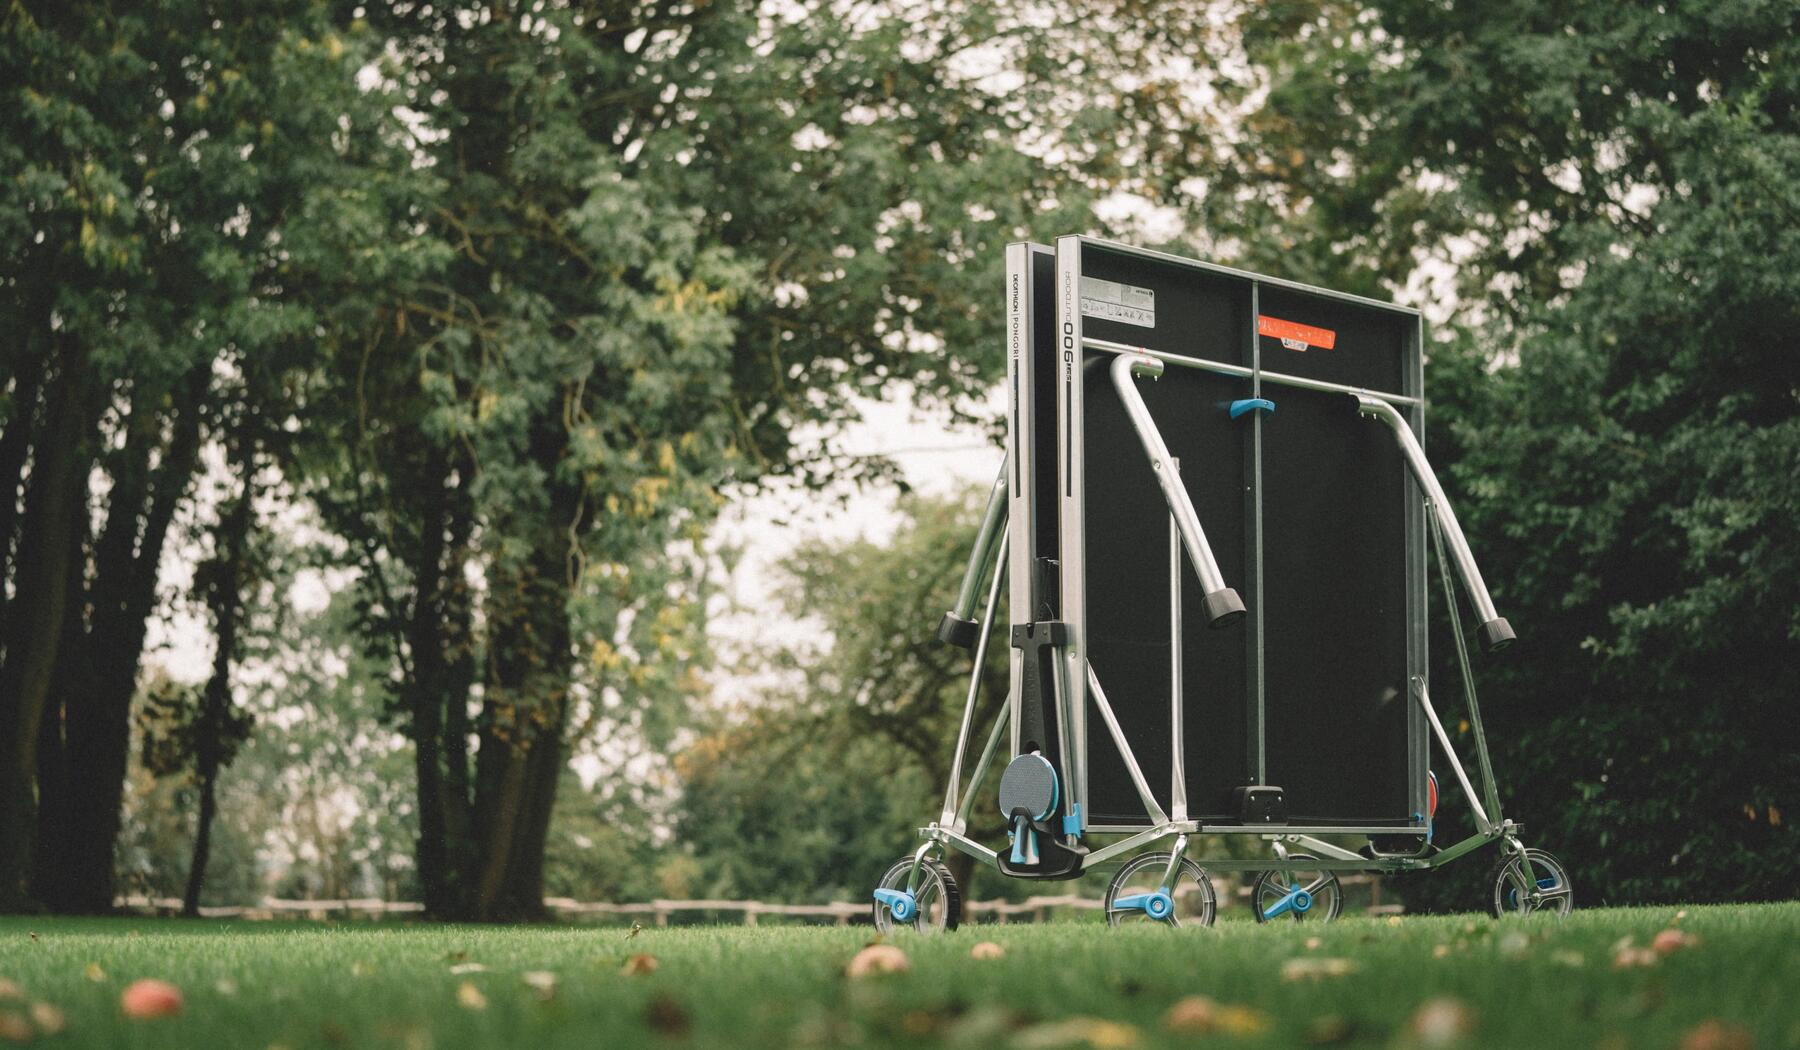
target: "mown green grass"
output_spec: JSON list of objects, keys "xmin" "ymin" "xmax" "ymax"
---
[{"xmin": 1, "ymin": 903, "xmax": 1795, "ymax": 1049}]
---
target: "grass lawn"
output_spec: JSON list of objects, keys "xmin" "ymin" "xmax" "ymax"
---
[{"xmin": 0, "ymin": 903, "xmax": 1795, "ymax": 1049}]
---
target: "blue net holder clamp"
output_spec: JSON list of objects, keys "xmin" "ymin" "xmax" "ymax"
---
[{"xmin": 1229, "ymin": 398, "xmax": 1275, "ymax": 420}]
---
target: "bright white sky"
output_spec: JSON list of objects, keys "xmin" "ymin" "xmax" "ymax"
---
[{"xmin": 145, "ymin": 386, "xmax": 1004, "ymax": 691}]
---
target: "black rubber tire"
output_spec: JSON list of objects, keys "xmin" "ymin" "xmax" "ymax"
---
[
  {"xmin": 872, "ymin": 856, "xmax": 961, "ymax": 933},
  {"xmin": 1103, "ymin": 851, "xmax": 1216, "ymax": 928},
  {"xmin": 1487, "ymin": 847, "xmax": 1573, "ymax": 918}
]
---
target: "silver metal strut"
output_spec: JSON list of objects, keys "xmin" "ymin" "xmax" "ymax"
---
[
  {"xmin": 1109, "ymin": 354, "xmax": 1245, "ymax": 625},
  {"xmin": 940, "ymin": 530, "xmax": 1009, "ymax": 825},
  {"xmin": 1086, "ymin": 664, "xmax": 1171, "ymax": 827},
  {"xmin": 1353, "ymin": 394, "xmax": 1514, "ymax": 650},
  {"xmin": 1168, "ymin": 459, "xmax": 1188, "ymax": 823},
  {"xmin": 1411, "ymin": 676, "xmax": 1493, "ymax": 835},
  {"xmin": 939, "ymin": 464, "xmax": 1008, "ymax": 645}
]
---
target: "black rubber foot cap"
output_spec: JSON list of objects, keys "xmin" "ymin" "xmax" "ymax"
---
[
  {"xmin": 1479, "ymin": 617, "xmax": 1515, "ymax": 652},
  {"xmin": 1202, "ymin": 588, "xmax": 1247, "ymax": 628},
  {"xmin": 936, "ymin": 611, "xmax": 979, "ymax": 649}
]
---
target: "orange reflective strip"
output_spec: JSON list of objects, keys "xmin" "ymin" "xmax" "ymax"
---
[{"xmin": 1257, "ymin": 315, "xmax": 1337, "ymax": 350}]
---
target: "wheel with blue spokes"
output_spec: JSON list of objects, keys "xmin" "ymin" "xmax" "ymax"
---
[
  {"xmin": 1250, "ymin": 855, "xmax": 1343, "ymax": 923},
  {"xmin": 872, "ymin": 856, "xmax": 960, "ymax": 934},
  {"xmin": 1104, "ymin": 851, "xmax": 1216, "ymax": 928},
  {"xmin": 1489, "ymin": 847, "xmax": 1573, "ymax": 918}
]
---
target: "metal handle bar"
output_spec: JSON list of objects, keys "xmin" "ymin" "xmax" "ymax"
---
[
  {"xmin": 1109, "ymin": 354, "xmax": 1245, "ymax": 627},
  {"xmin": 1352, "ymin": 395, "xmax": 1514, "ymax": 651}
]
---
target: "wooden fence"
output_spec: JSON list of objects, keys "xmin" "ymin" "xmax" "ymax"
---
[{"xmin": 116, "ymin": 875, "xmax": 1397, "ymax": 924}]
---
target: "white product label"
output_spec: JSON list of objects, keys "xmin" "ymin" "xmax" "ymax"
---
[{"xmin": 1079, "ymin": 276, "xmax": 1156, "ymax": 328}]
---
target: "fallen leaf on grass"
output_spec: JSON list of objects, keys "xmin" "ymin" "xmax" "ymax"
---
[
  {"xmin": 645, "ymin": 994, "xmax": 691, "ymax": 1036},
  {"xmin": 1012, "ymin": 1016, "xmax": 1141, "ymax": 1049},
  {"xmin": 350, "ymin": 961, "xmax": 375, "ymax": 977},
  {"xmin": 1497, "ymin": 930, "xmax": 1531, "ymax": 958},
  {"xmin": 455, "ymin": 981, "xmax": 487, "ymax": 1011},
  {"xmin": 214, "ymin": 977, "xmax": 239, "ymax": 996},
  {"xmin": 82, "ymin": 964, "xmax": 106, "ymax": 983},
  {"xmin": 1304, "ymin": 936, "xmax": 1323, "ymax": 950},
  {"xmin": 970, "ymin": 941, "xmax": 1006, "ymax": 960},
  {"xmin": 1431, "ymin": 944, "xmax": 1451, "ymax": 959},
  {"xmin": 448, "ymin": 962, "xmax": 487, "ymax": 975},
  {"xmin": 0, "ymin": 1011, "xmax": 32, "ymax": 1045},
  {"xmin": 1282, "ymin": 957, "xmax": 1359, "ymax": 981},
  {"xmin": 520, "ymin": 971, "xmax": 557, "ymax": 1001},
  {"xmin": 0, "ymin": 981, "xmax": 19, "ymax": 1003},
  {"xmin": 1163, "ymin": 996, "xmax": 1217, "ymax": 1032},
  {"xmin": 1549, "ymin": 950, "xmax": 1585, "ymax": 968},
  {"xmin": 1163, "ymin": 999, "xmax": 1268, "ymax": 1037},
  {"xmin": 1652, "ymin": 928, "xmax": 1699, "ymax": 955},
  {"xmin": 28, "ymin": 1002, "xmax": 66, "ymax": 1036},
  {"xmin": 1406, "ymin": 998, "xmax": 1473, "ymax": 1047},
  {"xmin": 120, "ymin": 979, "xmax": 184, "ymax": 1020},
  {"xmin": 845, "ymin": 944, "xmax": 908, "ymax": 978},
  {"xmin": 1612, "ymin": 946, "xmax": 1659, "ymax": 970},
  {"xmin": 621, "ymin": 953, "xmax": 660, "ymax": 976},
  {"xmin": 1679, "ymin": 1019, "xmax": 1753, "ymax": 1050}
]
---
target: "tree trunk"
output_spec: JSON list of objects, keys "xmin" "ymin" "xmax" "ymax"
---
[
  {"xmin": 0, "ymin": 354, "xmax": 45, "ymax": 652},
  {"xmin": 467, "ymin": 423, "xmax": 577, "ymax": 922},
  {"xmin": 35, "ymin": 369, "xmax": 207, "ymax": 914},
  {"xmin": 182, "ymin": 764, "xmax": 220, "ymax": 918},
  {"xmin": 183, "ymin": 436, "xmax": 255, "ymax": 917},
  {"xmin": 0, "ymin": 347, "xmax": 90, "ymax": 911}
]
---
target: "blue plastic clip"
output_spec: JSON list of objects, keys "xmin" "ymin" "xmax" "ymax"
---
[
  {"xmin": 1229, "ymin": 398, "xmax": 1276, "ymax": 420},
  {"xmin": 1062, "ymin": 803, "xmax": 1083, "ymax": 837},
  {"xmin": 872, "ymin": 888, "xmax": 916, "ymax": 922},
  {"xmin": 1112, "ymin": 890, "xmax": 1175, "ymax": 920}
]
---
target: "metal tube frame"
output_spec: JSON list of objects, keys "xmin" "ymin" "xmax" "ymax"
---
[
  {"xmin": 1168, "ymin": 461, "xmax": 1188, "ymax": 824},
  {"xmin": 1109, "ymin": 354, "xmax": 1233, "ymax": 596},
  {"xmin": 1352, "ymin": 395, "xmax": 1501, "ymax": 626},
  {"xmin": 939, "ymin": 530, "xmax": 1009, "ymax": 826},
  {"xmin": 914, "ymin": 243, "xmax": 1542, "ymax": 892},
  {"xmin": 949, "ymin": 467, "xmax": 1008, "ymax": 622}
]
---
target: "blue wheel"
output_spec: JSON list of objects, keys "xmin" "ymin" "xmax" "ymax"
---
[
  {"xmin": 1104, "ymin": 852, "xmax": 1216, "ymax": 928},
  {"xmin": 1489, "ymin": 848, "xmax": 1572, "ymax": 918},
  {"xmin": 1250, "ymin": 855, "xmax": 1343, "ymax": 923},
  {"xmin": 872, "ymin": 856, "xmax": 960, "ymax": 933}
]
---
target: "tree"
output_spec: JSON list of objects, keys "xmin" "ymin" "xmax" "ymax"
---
[
  {"xmin": 0, "ymin": 0, "xmax": 389, "ymax": 911},
  {"xmin": 298, "ymin": 0, "xmax": 1161, "ymax": 920},
  {"xmin": 674, "ymin": 488, "xmax": 1013, "ymax": 901},
  {"xmin": 1206, "ymin": 0, "xmax": 1800, "ymax": 906}
]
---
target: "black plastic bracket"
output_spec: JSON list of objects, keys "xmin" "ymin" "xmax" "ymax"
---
[
  {"xmin": 996, "ymin": 813, "xmax": 1088, "ymax": 880},
  {"xmin": 1229, "ymin": 784, "xmax": 1288, "ymax": 825},
  {"xmin": 1009, "ymin": 620, "xmax": 1069, "ymax": 652},
  {"xmin": 1202, "ymin": 587, "xmax": 1247, "ymax": 628},
  {"xmin": 935, "ymin": 611, "xmax": 980, "ymax": 649},
  {"xmin": 1478, "ymin": 617, "xmax": 1515, "ymax": 652}
]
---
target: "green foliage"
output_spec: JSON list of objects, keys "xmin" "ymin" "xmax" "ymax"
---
[
  {"xmin": 673, "ymin": 488, "xmax": 1017, "ymax": 902},
  {"xmin": 1216, "ymin": 0, "xmax": 1800, "ymax": 908}
]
